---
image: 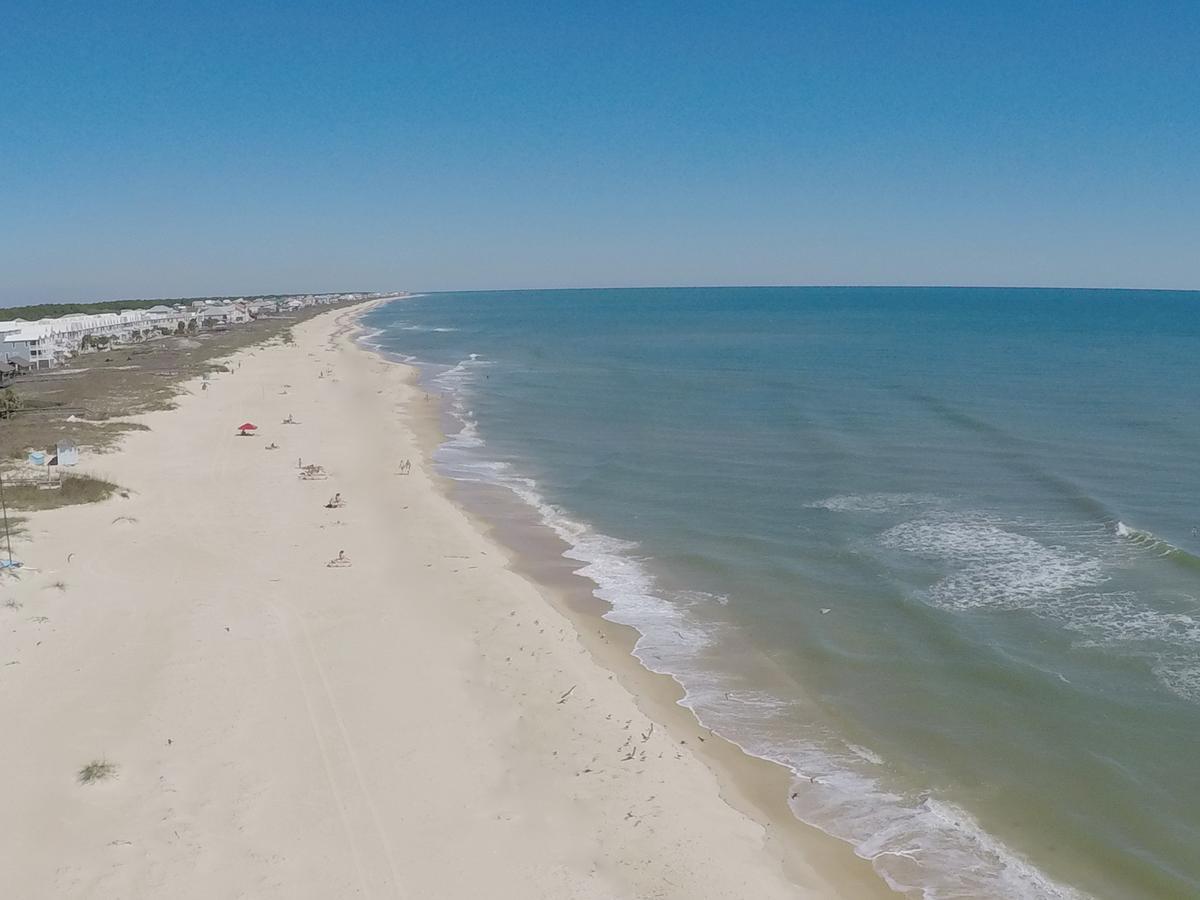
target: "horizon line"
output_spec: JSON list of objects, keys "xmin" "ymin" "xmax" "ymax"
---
[{"xmin": 5, "ymin": 282, "xmax": 1199, "ymax": 310}]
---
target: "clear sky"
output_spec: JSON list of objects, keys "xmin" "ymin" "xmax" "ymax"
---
[{"xmin": 2, "ymin": 1, "xmax": 1197, "ymax": 304}]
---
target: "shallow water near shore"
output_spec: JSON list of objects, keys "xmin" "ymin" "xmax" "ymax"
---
[{"xmin": 363, "ymin": 286, "xmax": 1200, "ymax": 899}]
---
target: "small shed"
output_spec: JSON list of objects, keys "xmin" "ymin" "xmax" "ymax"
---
[{"xmin": 57, "ymin": 439, "xmax": 79, "ymax": 466}]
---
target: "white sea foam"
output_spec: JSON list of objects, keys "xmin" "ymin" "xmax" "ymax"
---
[
  {"xmin": 880, "ymin": 512, "xmax": 1200, "ymax": 703},
  {"xmin": 669, "ymin": 588, "xmax": 731, "ymax": 607},
  {"xmin": 808, "ymin": 492, "xmax": 940, "ymax": 513},
  {"xmin": 846, "ymin": 743, "xmax": 885, "ymax": 765},
  {"xmin": 1152, "ymin": 656, "xmax": 1200, "ymax": 703},
  {"xmin": 737, "ymin": 721, "xmax": 1086, "ymax": 899},
  {"xmin": 881, "ymin": 516, "xmax": 1107, "ymax": 611},
  {"xmin": 1114, "ymin": 520, "xmax": 1180, "ymax": 557},
  {"xmin": 409, "ymin": 351, "xmax": 1088, "ymax": 900},
  {"xmin": 356, "ymin": 325, "xmax": 386, "ymax": 347}
]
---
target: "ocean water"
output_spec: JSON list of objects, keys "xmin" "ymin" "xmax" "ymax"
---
[{"xmin": 362, "ymin": 287, "xmax": 1200, "ymax": 899}]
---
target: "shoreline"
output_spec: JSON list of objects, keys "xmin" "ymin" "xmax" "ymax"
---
[
  {"xmin": 0, "ymin": 301, "xmax": 883, "ymax": 898},
  {"xmin": 354, "ymin": 302, "xmax": 895, "ymax": 898}
]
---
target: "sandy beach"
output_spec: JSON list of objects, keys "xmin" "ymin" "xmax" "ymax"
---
[{"xmin": 0, "ymin": 302, "xmax": 887, "ymax": 899}]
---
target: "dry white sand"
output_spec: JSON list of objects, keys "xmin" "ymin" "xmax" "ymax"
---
[{"xmin": 0, "ymin": 304, "xmax": 885, "ymax": 898}]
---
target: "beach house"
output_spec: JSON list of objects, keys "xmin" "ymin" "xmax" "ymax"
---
[
  {"xmin": 0, "ymin": 322, "xmax": 42, "ymax": 369},
  {"xmin": 0, "ymin": 306, "xmax": 197, "ymax": 369}
]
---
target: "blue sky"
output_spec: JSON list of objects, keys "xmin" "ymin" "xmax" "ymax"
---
[{"xmin": 1, "ymin": 1, "xmax": 1197, "ymax": 303}]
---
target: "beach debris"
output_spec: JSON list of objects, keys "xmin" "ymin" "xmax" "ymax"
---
[
  {"xmin": 820, "ymin": 608, "xmax": 832, "ymax": 615},
  {"xmin": 326, "ymin": 550, "xmax": 352, "ymax": 568},
  {"xmin": 77, "ymin": 760, "xmax": 117, "ymax": 785},
  {"xmin": 557, "ymin": 685, "xmax": 577, "ymax": 704}
]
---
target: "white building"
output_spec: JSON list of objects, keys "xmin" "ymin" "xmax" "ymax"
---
[
  {"xmin": 0, "ymin": 306, "xmax": 192, "ymax": 369},
  {"xmin": 195, "ymin": 305, "xmax": 249, "ymax": 327},
  {"xmin": 0, "ymin": 291, "xmax": 367, "ymax": 370}
]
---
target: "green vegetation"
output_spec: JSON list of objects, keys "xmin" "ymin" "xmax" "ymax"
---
[
  {"xmin": 1, "ymin": 299, "xmax": 166, "ymax": 320},
  {"xmin": 4, "ymin": 475, "xmax": 119, "ymax": 511},
  {"xmin": 77, "ymin": 760, "xmax": 117, "ymax": 785},
  {"xmin": 0, "ymin": 389, "xmax": 22, "ymax": 419}
]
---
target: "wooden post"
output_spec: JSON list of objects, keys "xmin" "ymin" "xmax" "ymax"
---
[{"xmin": 0, "ymin": 470, "xmax": 13, "ymax": 565}]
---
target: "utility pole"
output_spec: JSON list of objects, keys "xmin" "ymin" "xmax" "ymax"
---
[{"xmin": 0, "ymin": 470, "xmax": 12, "ymax": 565}]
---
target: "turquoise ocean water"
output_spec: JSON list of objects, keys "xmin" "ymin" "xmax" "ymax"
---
[{"xmin": 362, "ymin": 287, "xmax": 1200, "ymax": 899}]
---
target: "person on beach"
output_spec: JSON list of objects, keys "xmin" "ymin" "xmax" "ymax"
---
[
  {"xmin": 326, "ymin": 550, "xmax": 351, "ymax": 567},
  {"xmin": 325, "ymin": 493, "xmax": 343, "ymax": 509}
]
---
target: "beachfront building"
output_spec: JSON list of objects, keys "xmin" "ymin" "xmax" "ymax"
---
[
  {"xmin": 196, "ymin": 304, "xmax": 250, "ymax": 327},
  {"xmin": 0, "ymin": 323, "xmax": 41, "ymax": 370},
  {"xmin": 246, "ymin": 299, "xmax": 279, "ymax": 316},
  {"xmin": 0, "ymin": 305, "xmax": 193, "ymax": 369},
  {"xmin": 0, "ymin": 292, "xmax": 386, "ymax": 371}
]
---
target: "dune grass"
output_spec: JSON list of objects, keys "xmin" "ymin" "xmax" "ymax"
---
[
  {"xmin": 4, "ymin": 475, "xmax": 119, "ymax": 511},
  {"xmin": 77, "ymin": 760, "xmax": 118, "ymax": 785}
]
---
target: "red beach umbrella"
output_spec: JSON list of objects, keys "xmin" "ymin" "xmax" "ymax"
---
[{"xmin": 237, "ymin": 422, "xmax": 258, "ymax": 435}]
